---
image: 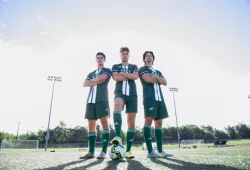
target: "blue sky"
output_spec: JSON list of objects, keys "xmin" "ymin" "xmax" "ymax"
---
[{"xmin": 0, "ymin": 0, "xmax": 250, "ymax": 134}]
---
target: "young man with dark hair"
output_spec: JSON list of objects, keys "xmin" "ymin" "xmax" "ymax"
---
[
  {"xmin": 81, "ymin": 52, "xmax": 112, "ymax": 159},
  {"xmin": 111, "ymin": 47, "xmax": 139, "ymax": 159},
  {"xmin": 139, "ymin": 51, "xmax": 173, "ymax": 158}
]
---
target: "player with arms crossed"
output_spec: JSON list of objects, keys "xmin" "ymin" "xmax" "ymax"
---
[
  {"xmin": 111, "ymin": 47, "xmax": 138, "ymax": 159},
  {"xmin": 81, "ymin": 52, "xmax": 112, "ymax": 159},
  {"xmin": 139, "ymin": 51, "xmax": 173, "ymax": 158}
]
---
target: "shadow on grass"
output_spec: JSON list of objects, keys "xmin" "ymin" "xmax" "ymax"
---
[
  {"xmin": 127, "ymin": 158, "xmax": 150, "ymax": 170},
  {"xmin": 75, "ymin": 159, "xmax": 105, "ymax": 169},
  {"xmin": 40, "ymin": 158, "xmax": 104, "ymax": 170},
  {"xmin": 150, "ymin": 157, "xmax": 240, "ymax": 170},
  {"xmin": 101, "ymin": 159, "xmax": 124, "ymax": 170}
]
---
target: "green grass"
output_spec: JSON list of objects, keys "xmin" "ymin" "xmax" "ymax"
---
[
  {"xmin": 1, "ymin": 139, "xmax": 250, "ymax": 153},
  {"xmin": 1, "ymin": 146, "xmax": 250, "ymax": 170},
  {"xmin": 228, "ymin": 139, "xmax": 250, "ymax": 146},
  {"xmin": 1, "ymin": 140, "xmax": 250, "ymax": 169}
]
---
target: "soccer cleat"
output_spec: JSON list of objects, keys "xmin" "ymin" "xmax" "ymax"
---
[
  {"xmin": 125, "ymin": 151, "xmax": 135, "ymax": 159},
  {"xmin": 97, "ymin": 151, "xmax": 106, "ymax": 159},
  {"xmin": 159, "ymin": 151, "xmax": 173, "ymax": 158},
  {"xmin": 147, "ymin": 151, "xmax": 161, "ymax": 158},
  {"xmin": 111, "ymin": 136, "xmax": 122, "ymax": 146},
  {"xmin": 80, "ymin": 152, "xmax": 95, "ymax": 159}
]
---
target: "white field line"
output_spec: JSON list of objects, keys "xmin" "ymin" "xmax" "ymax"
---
[{"xmin": 174, "ymin": 154, "xmax": 250, "ymax": 158}]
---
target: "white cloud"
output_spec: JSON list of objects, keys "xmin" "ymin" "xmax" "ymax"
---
[
  {"xmin": 45, "ymin": 41, "xmax": 52, "ymax": 45},
  {"xmin": 1, "ymin": 23, "xmax": 5, "ymax": 28},
  {"xmin": 0, "ymin": 33, "xmax": 3, "ymax": 37},
  {"xmin": 36, "ymin": 14, "xmax": 49, "ymax": 24},
  {"xmin": 52, "ymin": 33, "xmax": 60, "ymax": 38},
  {"xmin": 56, "ymin": 23, "xmax": 61, "ymax": 27},
  {"xmin": 36, "ymin": 15, "xmax": 41, "ymax": 20},
  {"xmin": 1, "ymin": 27, "xmax": 249, "ymax": 134},
  {"xmin": 44, "ymin": 41, "xmax": 52, "ymax": 45},
  {"xmin": 39, "ymin": 31, "xmax": 48, "ymax": 35}
]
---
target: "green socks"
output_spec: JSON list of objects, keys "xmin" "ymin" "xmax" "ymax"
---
[
  {"xmin": 143, "ymin": 126, "xmax": 153, "ymax": 154},
  {"xmin": 113, "ymin": 110, "xmax": 122, "ymax": 137},
  {"xmin": 126, "ymin": 128, "xmax": 135, "ymax": 152},
  {"xmin": 102, "ymin": 129, "xmax": 110, "ymax": 153},
  {"xmin": 155, "ymin": 128, "xmax": 163, "ymax": 153},
  {"xmin": 88, "ymin": 132, "xmax": 96, "ymax": 154}
]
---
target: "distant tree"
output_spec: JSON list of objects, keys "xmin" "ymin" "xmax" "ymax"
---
[
  {"xmin": 109, "ymin": 124, "xmax": 116, "ymax": 140},
  {"xmin": 96, "ymin": 123, "xmax": 102, "ymax": 142},
  {"xmin": 37, "ymin": 130, "xmax": 46, "ymax": 144},
  {"xmin": 225, "ymin": 126, "xmax": 237, "ymax": 139},
  {"xmin": 2, "ymin": 121, "xmax": 250, "ymax": 144},
  {"xmin": 235, "ymin": 123, "xmax": 250, "ymax": 138},
  {"xmin": 53, "ymin": 121, "xmax": 67, "ymax": 144},
  {"xmin": 0, "ymin": 131, "xmax": 15, "ymax": 141},
  {"xmin": 168, "ymin": 126, "xmax": 178, "ymax": 140},
  {"xmin": 201, "ymin": 125, "xmax": 214, "ymax": 134},
  {"xmin": 214, "ymin": 129, "xmax": 228, "ymax": 139},
  {"xmin": 134, "ymin": 126, "xmax": 143, "ymax": 143},
  {"xmin": 179, "ymin": 125, "xmax": 195, "ymax": 139}
]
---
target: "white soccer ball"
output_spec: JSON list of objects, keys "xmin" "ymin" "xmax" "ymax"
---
[{"xmin": 109, "ymin": 144, "xmax": 126, "ymax": 160}]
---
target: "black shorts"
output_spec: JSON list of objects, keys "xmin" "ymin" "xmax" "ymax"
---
[
  {"xmin": 85, "ymin": 101, "xmax": 110, "ymax": 120},
  {"xmin": 143, "ymin": 99, "xmax": 169, "ymax": 120},
  {"xmin": 114, "ymin": 93, "xmax": 137, "ymax": 113}
]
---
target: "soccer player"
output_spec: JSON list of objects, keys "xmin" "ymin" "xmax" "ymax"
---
[
  {"xmin": 111, "ymin": 47, "xmax": 138, "ymax": 159},
  {"xmin": 139, "ymin": 51, "xmax": 173, "ymax": 158},
  {"xmin": 80, "ymin": 52, "xmax": 112, "ymax": 159}
]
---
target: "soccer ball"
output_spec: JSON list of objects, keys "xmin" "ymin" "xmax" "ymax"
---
[{"xmin": 109, "ymin": 144, "xmax": 126, "ymax": 160}]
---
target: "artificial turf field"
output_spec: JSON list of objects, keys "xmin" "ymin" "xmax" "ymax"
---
[{"xmin": 0, "ymin": 142, "xmax": 250, "ymax": 170}]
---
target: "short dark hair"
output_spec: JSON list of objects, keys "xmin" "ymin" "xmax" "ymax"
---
[
  {"xmin": 120, "ymin": 47, "xmax": 130, "ymax": 53},
  {"xmin": 96, "ymin": 52, "xmax": 106, "ymax": 60},
  {"xmin": 143, "ymin": 51, "xmax": 155, "ymax": 64}
]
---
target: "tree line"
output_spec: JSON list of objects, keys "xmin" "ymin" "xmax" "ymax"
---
[{"xmin": 1, "ymin": 121, "xmax": 250, "ymax": 144}]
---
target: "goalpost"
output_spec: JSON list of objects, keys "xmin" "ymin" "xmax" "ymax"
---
[
  {"xmin": 0, "ymin": 139, "xmax": 39, "ymax": 151},
  {"xmin": 181, "ymin": 139, "xmax": 204, "ymax": 148}
]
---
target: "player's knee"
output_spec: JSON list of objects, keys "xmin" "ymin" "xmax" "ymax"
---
[
  {"xmin": 128, "ymin": 122, "xmax": 135, "ymax": 129},
  {"xmin": 144, "ymin": 117, "xmax": 153, "ymax": 126},
  {"xmin": 155, "ymin": 120, "xmax": 162, "ymax": 128},
  {"xmin": 88, "ymin": 126, "xmax": 96, "ymax": 132},
  {"xmin": 127, "ymin": 117, "xmax": 136, "ymax": 128},
  {"xmin": 114, "ymin": 103, "xmax": 123, "ymax": 110},
  {"xmin": 100, "ymin": 117, "xmax": 109, "ymax": 129},
  {"xmin": 88, "ymin": 120, "xmax": 96, "ymax": 132},
  {"xmin": 114, "ymin": 98, "xmax": 124, "ymax": 110}
]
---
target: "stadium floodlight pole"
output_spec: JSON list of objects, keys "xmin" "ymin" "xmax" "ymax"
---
[
  {"xmin": 169, "ymin": 87, "xmax": 181, "ymax": 149},
  {"xmin": 16, "ymin": 122, "xmax": 20, "ymax": 139},
  {"xmin": 45, "ymin": 76, "xmax": 62, "ymax": 151}
]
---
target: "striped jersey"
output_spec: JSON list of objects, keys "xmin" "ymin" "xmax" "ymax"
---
[
  {"xmin": 139, "ymin": 66, "xmax": 165, "ymax": 101},
  {"xmin": 86, "ymin": 68, "xmax": 112, "ymax": 103},
  {"xmin": 112, "ymin": 64, "xmax": 138, "ymax": 96}
]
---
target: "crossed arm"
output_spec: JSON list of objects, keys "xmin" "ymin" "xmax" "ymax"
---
[
  {"xmin": 112, "ymin": 71, "xmax": 139, "ymax": 81},
  {"xmin": 141, "ymin": 73, "xmax": 167, "ymax": 86},
  {"xmin": 83, "ymin": 74, "xmax": 109, "ymax": 87}
]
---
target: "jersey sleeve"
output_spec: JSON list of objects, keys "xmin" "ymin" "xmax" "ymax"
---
[
  {"xmin": 86, "ymin": 72, "xmax": 92, "ymax": 80},
  {"xmin": 103, "ymin": 68, "xmax": 112, "ymax": 78},
  {"xmin": 132, "ymin": 64, "xmax": 138, "ymax": 72},
  {"xmin": 112, "ymin": 64, "xmax": 118, "ymax": 72},
  {"xmin": 139, "ymin": 66, "xmax": 149, "ymax": 77},
  {"xmin": 158, "ymin": 70, "xmax": 164, "ymax": 78}
]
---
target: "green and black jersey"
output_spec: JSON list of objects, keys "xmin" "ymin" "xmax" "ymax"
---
[
  {"xmin": 86, "ymin": 68, "xmax": 112, "ymax": 103},
  {"xmin": 112, "ymin": 64, "xmax": 138, "ymax": 96},
  {"xmin": 139, "ymin": 66, "xmax": 165, "ymax": 101}
]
